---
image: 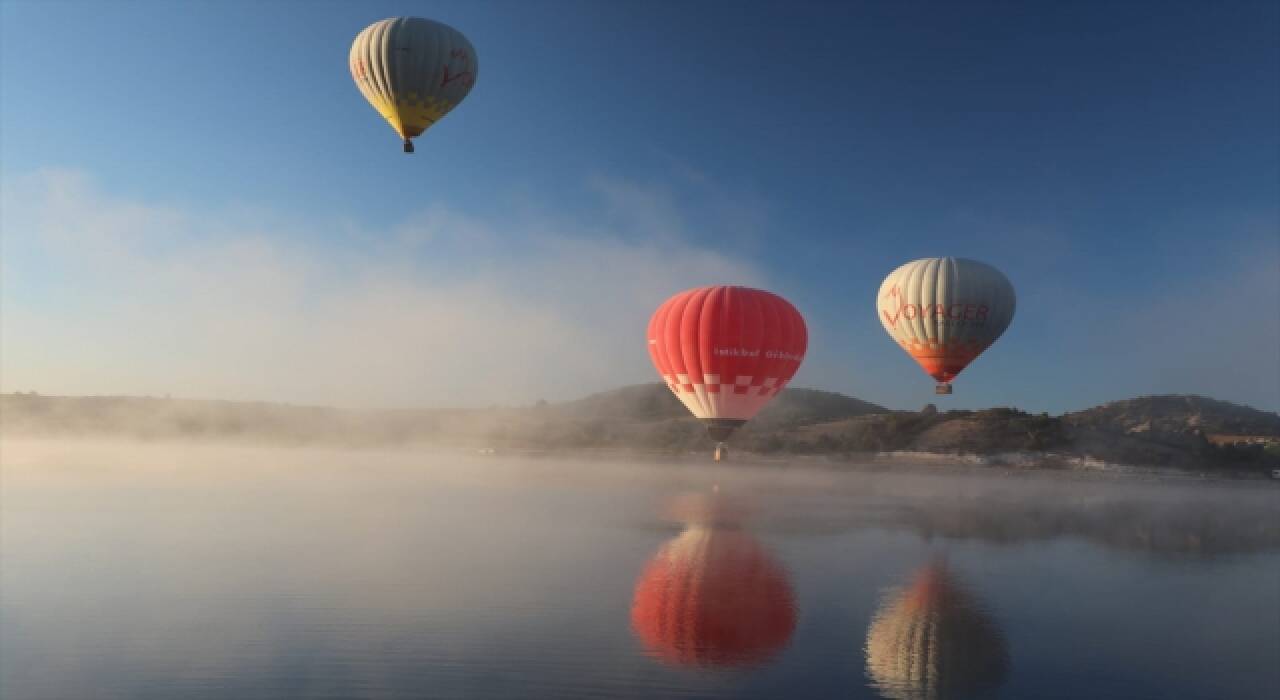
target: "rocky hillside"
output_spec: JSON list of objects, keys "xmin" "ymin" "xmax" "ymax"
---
[{"xmin": 1063, "ymin": 395, "xmax": 1280, "ymax": 439}]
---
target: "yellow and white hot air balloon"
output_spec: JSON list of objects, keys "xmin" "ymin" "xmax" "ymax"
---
[
  {"xmin": 349, "ymin": 17, "xmax": 478, "ymax": 153},
  {"xmin": 876, "ymin": 258, "xmax": 1015, "ymax": 395}
]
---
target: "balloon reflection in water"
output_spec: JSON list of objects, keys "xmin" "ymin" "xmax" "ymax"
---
[
  {"xmin": 631, "ymin": 495, "xmax": 796, "ymax": 668},
  {"xmin": 865, "ymin": 563, "xmax": 1009, "ymax": 699}
]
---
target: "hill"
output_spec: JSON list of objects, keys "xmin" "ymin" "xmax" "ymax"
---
[
  {"xmin": 2, "ymin": 388, "xmax": 1277, "ymax": 473},
  {"xmin": 552, "ymin": 383, "xmax": 886, "ymax": 425},
  {"xmin": 1063, "ymin": 395, "xmax": 1280, "ymax": 440}
]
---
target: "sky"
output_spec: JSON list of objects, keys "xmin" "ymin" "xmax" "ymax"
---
[{"xmin": 1, "ymin": 0, "xmax": 1277, "ymax": 413}]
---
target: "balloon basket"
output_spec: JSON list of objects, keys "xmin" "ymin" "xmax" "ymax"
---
[
  {"xmin": 935, "ymin": 383, "xmax": 953, "ymax": 395},
  {"xmin": 403, "ymin": 139, "xmax": 415, "ymax": 154},
  {"xmin": 714, "ymin": 443, "xmax": 728, "ymax": 462}
]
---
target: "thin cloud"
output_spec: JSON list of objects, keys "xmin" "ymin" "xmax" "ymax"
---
[{"xmin": 0, "ymin": 169, "xmax": 763, "ymax": 408}]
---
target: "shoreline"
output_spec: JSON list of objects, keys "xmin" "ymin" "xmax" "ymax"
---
[{"xmin": 3, "ymin": 434, "xmax": 1276, "ymax": 486}]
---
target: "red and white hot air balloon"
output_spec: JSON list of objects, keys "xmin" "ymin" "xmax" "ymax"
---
[
  {"xmin": 647, "ymin": 286, "xmax": 807, "ymax": 458},
  {"xmin": 877, "ymin": 258, "xmax": 1015, "ymax": 395}
]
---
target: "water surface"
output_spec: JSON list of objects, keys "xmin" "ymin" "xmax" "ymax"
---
[{"xmin": 3, "ymin": 440, "xmax": 1277, "ymax": 699}]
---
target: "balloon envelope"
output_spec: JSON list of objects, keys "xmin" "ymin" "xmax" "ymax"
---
[
  {"xmin": 647, "ymin": 286, "xmax": 807, "ymax": 440},
  {"xmin": 631, "ymin": 526, "xmax": 796, "ymax": 667},
  {"xmin": 877, "ymin": 258, "xmax": 1015, "ymax": 388},
  {"xmin": 350, "ymin": 17, "xmax": 477, "ymax": 150}
]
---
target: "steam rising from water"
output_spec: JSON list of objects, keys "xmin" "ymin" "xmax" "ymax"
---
[{"xmin": 3, "ymin": 440, "xmax": 1277, "ymax": 699}]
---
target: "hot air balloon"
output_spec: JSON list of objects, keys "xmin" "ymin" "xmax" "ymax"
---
[
  {"xmin": 350, "ymin": 17, "xmax": 478, "ymax": 153},
  {"xmin": 865, "ymin": 563, "xmax": 1009, "ymax": 700},
  {"xmin": 647, "ymin": 286, "xmax": 807, "ymax": 460},
  {"xmin": 876, "ymin": 258, "xmax": 1015, "ymax": 395},
  {"xmin": 631, "ymin": 497, "xmax": 796, "ymax": 667}
]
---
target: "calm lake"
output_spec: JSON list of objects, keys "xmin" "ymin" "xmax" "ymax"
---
[{"xmin": 2, "ymin": 440, "xmax": 1278, "ymax": 699}]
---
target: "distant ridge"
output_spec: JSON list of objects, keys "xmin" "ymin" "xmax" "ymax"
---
[
  {"xmin": 2, "ymin": 387, "xmax": 1276, "ymax": 472},
  {"xmin": 1063, "ymin": 395, "xmax": 1280, "ymax": 438},
  {"xmin": 553, "ymin": 383, "xmax": 887, "ymax": 424}
]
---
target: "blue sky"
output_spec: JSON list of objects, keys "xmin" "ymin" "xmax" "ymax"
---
[{"xmin": 2, "ymin": 0, "xmax": 1277, "ymax": 412}]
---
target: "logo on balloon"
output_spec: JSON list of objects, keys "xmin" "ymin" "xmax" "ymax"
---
[
  {"xmin": 882, "ymin": 304, "xmax": 990, "ymax": 329},
  {"xmin": 441, "ymin": 49, "xmax": 475, "ymax": 88}
]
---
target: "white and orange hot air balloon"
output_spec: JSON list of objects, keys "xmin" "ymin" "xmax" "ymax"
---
[
  {"xmin": 877, "ymin": 258, "xmax": 1015, "ymax": 395},
  {"xmin": 647, "ymin": 286, "xmax": 807, "ymax": 459}
]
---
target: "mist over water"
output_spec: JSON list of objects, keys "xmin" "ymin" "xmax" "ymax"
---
[{"xmin": 2, "ymin": 439, "xmax": 1277, "ymax": 699}]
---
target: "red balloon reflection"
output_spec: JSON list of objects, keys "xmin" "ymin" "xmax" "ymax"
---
[{"xmin": 631, "ymin": 515, "xmax": 796, "ymax": 668}]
